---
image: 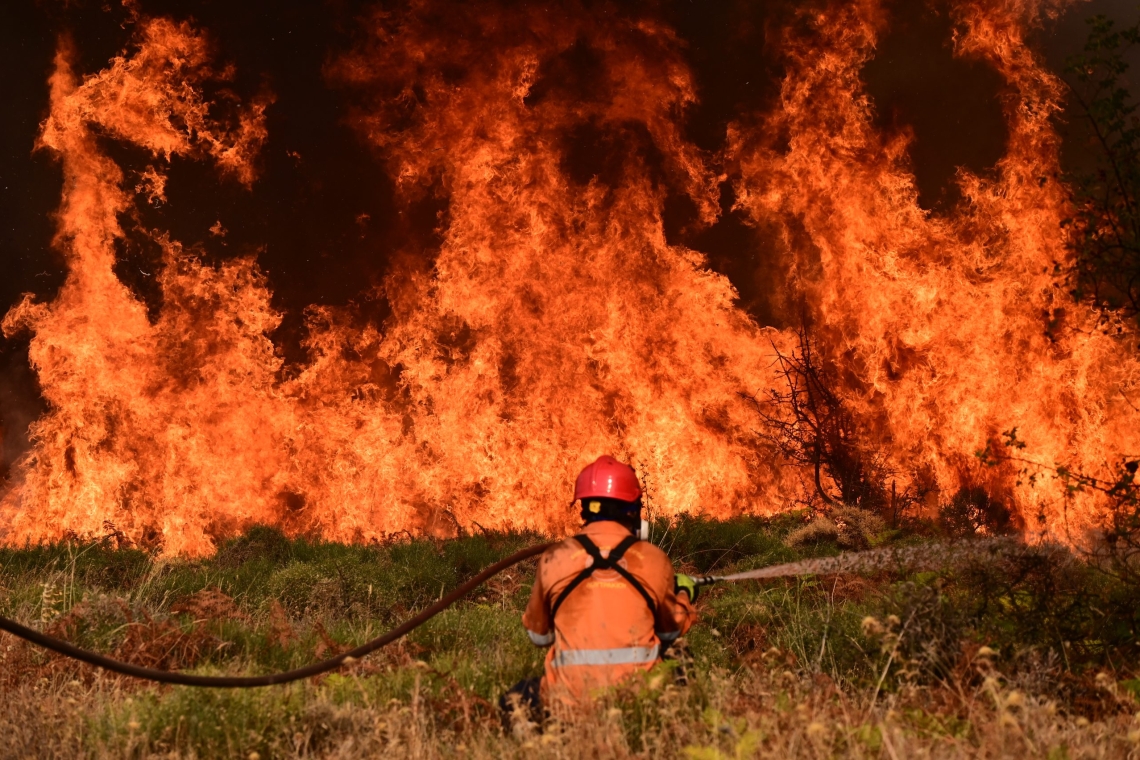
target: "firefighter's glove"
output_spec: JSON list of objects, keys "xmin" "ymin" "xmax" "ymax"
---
[{"xmin": 674, "ymin": 573, "xmax": 699, "ymax": 603}]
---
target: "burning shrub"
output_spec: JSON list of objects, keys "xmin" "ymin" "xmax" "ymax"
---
[
  {"xmin": 938, "ymin": 486, "xmax": 1014, "ymax": 537},
  {"xmin": 1076, "ymin": 459, "xmax": 1140, "ymax": 589},
  {"xmin": 748, "ymin": 322, "xmax": 895, "ymax": 520}
]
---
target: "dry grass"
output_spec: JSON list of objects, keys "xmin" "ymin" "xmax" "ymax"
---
[
  {"xmin": 1, "ymin": 663, "xmax": 1137, "ymax": 759},
  {"xmin": 1, "ymin": 520, "xmax": 1138, "ymax": 759}
]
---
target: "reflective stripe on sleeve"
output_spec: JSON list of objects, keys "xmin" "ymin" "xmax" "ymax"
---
[
  {"xmin": 550, "ymin": 644, "xmax": 660, "ymax": 668},
  {"xmin": 527, "ymin": 629, "xmax": 555, "ymax": 647}
]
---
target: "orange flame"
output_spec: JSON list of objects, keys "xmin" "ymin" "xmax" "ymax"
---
[
  {"xmin": 1, "ymin": 2, "xmax": 1136, "ymax": 555},
  {"xmin": 730, "ymin": 0, "xmax": 1140, "ymax": 537}
]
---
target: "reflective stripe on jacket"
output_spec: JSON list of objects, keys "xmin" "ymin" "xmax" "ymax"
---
[{"xmin": 521, "ymin": 521, "xmax": 696, "ymax": 706}]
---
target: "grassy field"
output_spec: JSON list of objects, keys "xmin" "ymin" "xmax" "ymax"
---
[{"xmin": 1, "ymin": 515, "xmax": 1138, "ymax": 759}]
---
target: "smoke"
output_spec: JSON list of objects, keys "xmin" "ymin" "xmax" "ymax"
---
[{"xmin": 0, "ymin": 340, "xmax": 46, "ymax": 487}]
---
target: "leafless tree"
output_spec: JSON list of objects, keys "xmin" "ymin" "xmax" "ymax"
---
[{"xmin": 744, "ymin": 319, "xmax": 895, "ymax": 518}]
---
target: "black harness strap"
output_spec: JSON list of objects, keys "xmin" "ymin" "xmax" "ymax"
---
[{"xmin": 549, "ymin": 534, "xmax": 657, "ymax": 621}]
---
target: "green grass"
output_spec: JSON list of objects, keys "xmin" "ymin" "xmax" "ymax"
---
[{"xmin": 1, "ymin": 517, "xmax": 1138, "ymax": 758}]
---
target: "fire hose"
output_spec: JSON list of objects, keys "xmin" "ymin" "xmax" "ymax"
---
[
  {"xmin": 0, "ymin": 542, "xmax": 553, "ymax": 687},
  {"xmin": 0, "ymin": 537, "xmax": 1018, "ymax": 688}
]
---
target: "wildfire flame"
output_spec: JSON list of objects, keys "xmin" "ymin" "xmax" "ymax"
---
[
  {"xmin": 731, "ymin": 0, "xmax": 1140, "ymax": 536},
  {"xmin": 1, "ymin": 0, "xmax": 1136, "ymax": 555}
]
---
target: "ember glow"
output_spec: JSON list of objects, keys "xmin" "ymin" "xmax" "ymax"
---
[{"xmin": 1, "ymin": 0, "xmax": 1137, "ymax": 555}]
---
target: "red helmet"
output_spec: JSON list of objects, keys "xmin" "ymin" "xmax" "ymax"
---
[{"xmin": 573, "ymin": 455, "xmax": 642, "ymax": 502}]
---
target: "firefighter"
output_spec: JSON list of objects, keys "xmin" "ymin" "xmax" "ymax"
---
[{"xmin": 501, "ymin": 455, "xmax": 699, "ymax": 720}]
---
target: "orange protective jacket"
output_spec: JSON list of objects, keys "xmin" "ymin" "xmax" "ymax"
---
[{"xmin": 522, "ymin": 521, "xmax": 697, "ymax": 707}]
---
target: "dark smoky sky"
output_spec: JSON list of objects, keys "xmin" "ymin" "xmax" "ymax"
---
[{"xmin": 0, "ymin": 0, "xmax": 1136, "ymax": 475}]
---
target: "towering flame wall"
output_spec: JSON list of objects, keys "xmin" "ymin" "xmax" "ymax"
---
[
  {"xmin": 733, "ymin": 0, "xmax": 1140, "ymax": 537},
  {"xmin": 1, "ymin": 0, "xmax": 1136, "ymax": 555}
]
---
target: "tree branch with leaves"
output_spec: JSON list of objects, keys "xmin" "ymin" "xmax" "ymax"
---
[{"xmin": 1064, "ymin": 14, "xmax": 1140, "ymax": 327}]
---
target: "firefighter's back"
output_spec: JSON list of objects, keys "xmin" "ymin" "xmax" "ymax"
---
[{"xmin": 526, "ymin": 521, "xmax": 677, "ymax": 705}]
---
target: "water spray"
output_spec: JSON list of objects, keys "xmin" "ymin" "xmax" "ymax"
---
[{"xmin": 689, "ymin": 537, "xmax": 1023, "ymax": 587}]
